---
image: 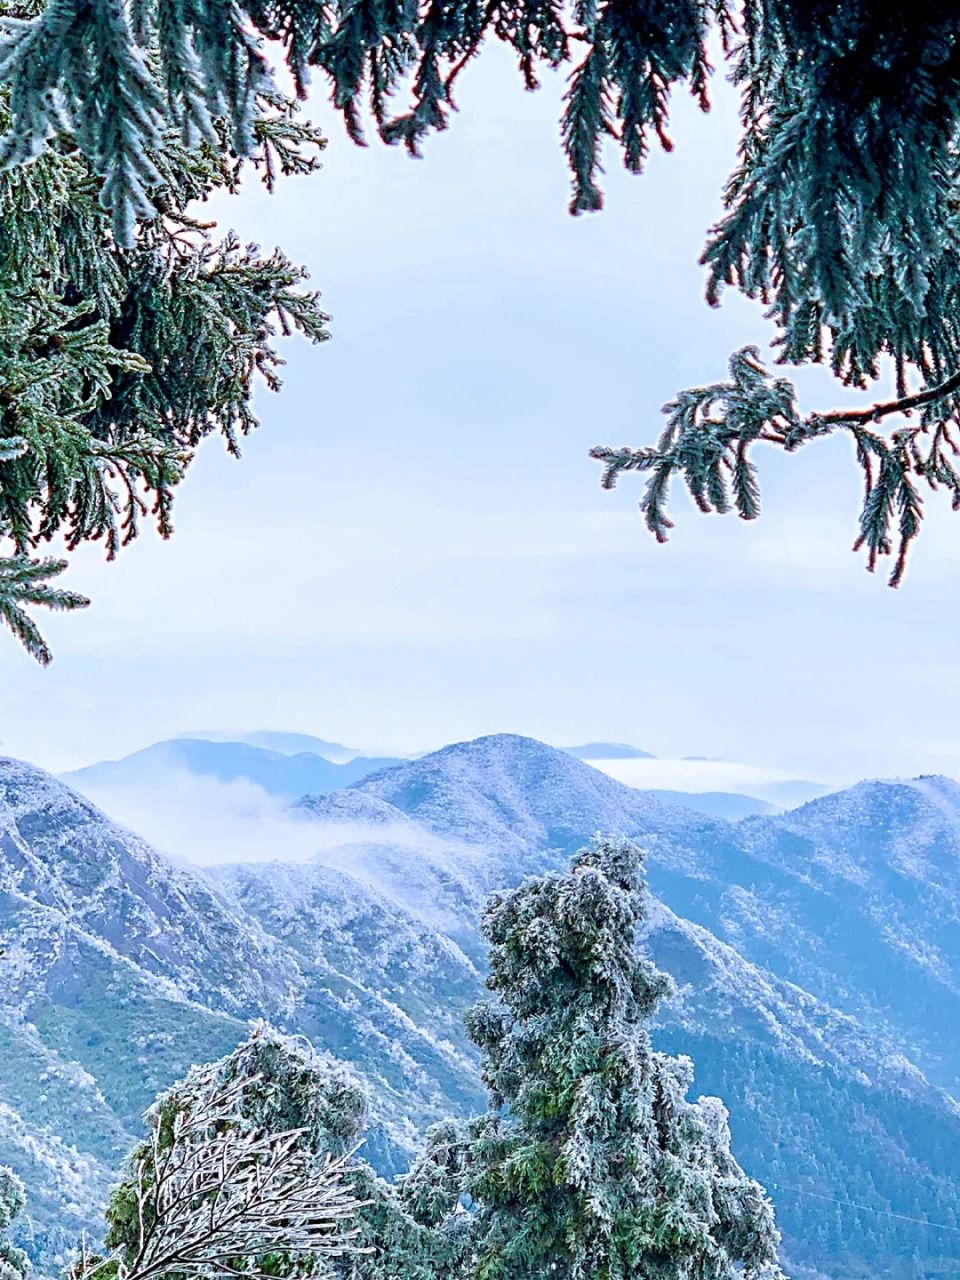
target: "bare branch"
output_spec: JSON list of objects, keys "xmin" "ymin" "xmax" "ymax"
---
[{"xmin": 813, "ymin": 368, "xmax": 960, "ymax": 428}]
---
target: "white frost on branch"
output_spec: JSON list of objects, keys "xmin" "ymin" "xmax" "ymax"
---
[{"xmin": 78, "ymin": 1076, "xmax": 365, "ymax": 1280}]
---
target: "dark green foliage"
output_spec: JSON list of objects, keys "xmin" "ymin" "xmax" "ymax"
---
[
  {"xmin": 0, "ymin": 556, "xmax": 88, "ymax": 663},
  {"xmin": 0, "ymin": 5, "xmax": 957, "ymax": 581},
  {"xmin": 592, "ymin": 347, "xmax": 960, "ymax": 586},
  {"xmin": 0, "ymin": 71, "xmax": 327, "ymax": 662},
  {"xmin": 384, "ymin": 1120, "xmax": 477, "ymax": 1280},
  {"xmin": 3, "ymin": 2, "xmax": 959, "ymax": 577},
  {"xmin": 0, "ymin": 0, "xmax": 731, "ymax": 226},
  {"xmin": 150, "ymin": 1023, "xmax": 371, "ymax": 1164}
]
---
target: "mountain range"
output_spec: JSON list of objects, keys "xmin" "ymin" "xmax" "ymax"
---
[
  {"xmin": 61, "ymin": 738, "xmax": 791, "ymax": 829},
  {"xmin": 3, "ymin": 735, "xmax": 960, "ymax": 1279}
]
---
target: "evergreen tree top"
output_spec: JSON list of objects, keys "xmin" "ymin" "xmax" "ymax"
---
[
  {"xmin": 476, "ymin": 838, "xmax": 671, "ymax": 1033},
  {"xmin": 459, "ymin": 837, "xmax": 784, "ymax": 1280}
]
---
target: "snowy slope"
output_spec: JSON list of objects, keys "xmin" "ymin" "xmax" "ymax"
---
[
  {"xmin": 211, "ymin": 860, "xmax": 483, "ymax": 1086},
  {"xmin": 338, "ymin": 736, "xmax": 960, "ymax": 1276},
  {"xmin": 352, "ymin": 733, "xmax": 726, "ymax": 864},
  {"xmin": 347, "ymin": 737, "xmax": 960, "ymax": 1100},
  {"xmin": 642, "ymin": 903, "xmax": 960, "ymax": 1275},
  {"xmin": 673, "ymin": 776, "xmax": 960, "ymax": 1095},
  {"xmin": 0, "ymin": 761, "xmax": 474, "ymax": 1263},
  {"xmin": 0, "ymin": 757, "xmax": 302, "ymax": 1016},
  {"xmin": 350, "ymin": 737, "xmax": 960, "ymax": 1093},
  {"xmin": 0, "ymin": 758, "xmax": 303, "ymax": 1260}
]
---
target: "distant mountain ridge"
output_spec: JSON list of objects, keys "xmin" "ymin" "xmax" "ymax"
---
[
  {"xmin": 176, "ymin": 731, "xmax": 368, "ymax": 763},
  {"xmin": 562, "ymin": 742, "xmax": 656, "ymax": 759},
  {"xmin": 732, "ymin": 775, "xmax": 960, "ymax": 1092},
  {"xmin": 349, "ymin": 737, "xmax": 960, "ymax": 1090},
  {"xmin": 645, "ymin": 790, "xmax": 780, "ymax": 819},
  {"xmin": 62, "ymin": 739, "xmax": 402, "ymax": 799}
]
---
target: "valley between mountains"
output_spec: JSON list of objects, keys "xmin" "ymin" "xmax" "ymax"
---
[{"xmin": 2, "ymin": 735, "xmax": 959, "ymax": 1280}]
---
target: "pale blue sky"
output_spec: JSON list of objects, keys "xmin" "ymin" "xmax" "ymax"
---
[{"xmin": 3, "ymin": 49, "xmax": 959, "ymax": 779}]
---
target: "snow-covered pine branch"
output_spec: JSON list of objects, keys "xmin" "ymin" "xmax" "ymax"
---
[{"xmin": 79, "ymin": 1076, "xmax": 365, "ymax": 1280}]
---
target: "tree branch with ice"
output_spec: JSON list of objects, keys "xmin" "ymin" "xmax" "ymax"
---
[{"xmin": 77, "ymin": 1076, "xmax": 365, "ymax": 1280}]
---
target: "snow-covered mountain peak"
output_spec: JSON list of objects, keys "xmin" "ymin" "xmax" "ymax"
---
[{"xmin": 351, "ymin": 733, "xmax": 721, "ymax": 860}]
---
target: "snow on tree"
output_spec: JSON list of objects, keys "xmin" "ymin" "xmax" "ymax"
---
[
  {"xmin": 0, "ymin": 1168, "xmax": 28, "ymax": 1280},
  {"xmin": 199, "ymin": 1030, "xmax": 459, "ymax": 1280},
  {"xmin": 1, "ymin": 4, "xmax": 960, "ymax": 580},
  {"xmin": 87, "ymin": 1031, "xmax": 366, "ymax": 1280},
  {"xmin": 100, "ymin": 1024, "xmax": 445, "ymax": 1280},
  {"xmin": 456, "ymin": 836, "xmax": 784, "ymax": 1280},
  {"xmin": 388, "ymin": 1119, "xmax": 476, "ymax": 1280},
  {"xmin": 0, "ymin": 58, "xmax": 328, "ymax": 663}
]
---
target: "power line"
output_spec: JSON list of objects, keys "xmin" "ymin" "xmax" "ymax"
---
[{"xmin": 769, "ymin": 1182, "xmax": 960, "ymax": 1235}]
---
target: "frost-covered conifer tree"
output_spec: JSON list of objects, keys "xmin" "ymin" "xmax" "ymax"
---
[
  {"xmin": 459, "ymin": 837, "xmax": 783, "ymax": 1280},
  {"xmin": 0, "ymin": 1169, "xmax": 28, "ymax": 1280},
  {"xmin": 102, "ymin": 1025, "xmax": 439, "ymax": 1280},
  {"xmin": 93, "ymin": 1026, "xmax": 366, "ymax": 1280},
  {"xmin": 76, "ymin": 860, "xmax": 782, "ymax": 1280},
  {"xmin": 393, "ymin": 1118, "xmax": 477, "ymax": 1280},
  {"xmin": 0, "ymin": 33, "xmax": 328, "ymax": 664}
]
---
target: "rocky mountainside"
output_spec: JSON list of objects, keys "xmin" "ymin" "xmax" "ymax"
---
[
  {"xmin": 3, "ymin": 740, "xmax": 960, "ymax": 1279},
  {"xmin": 640, "ymin": 902, "xmax": 960, "ymax": 1276}
]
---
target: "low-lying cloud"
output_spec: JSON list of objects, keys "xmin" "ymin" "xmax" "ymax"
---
[
  {"xmin": 66, "ymin": 768, "xmax": 431, "ymax": 867},
  {"xmin": 584, "ymin": 756, "xmax": 843, "ymax": 805}
]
